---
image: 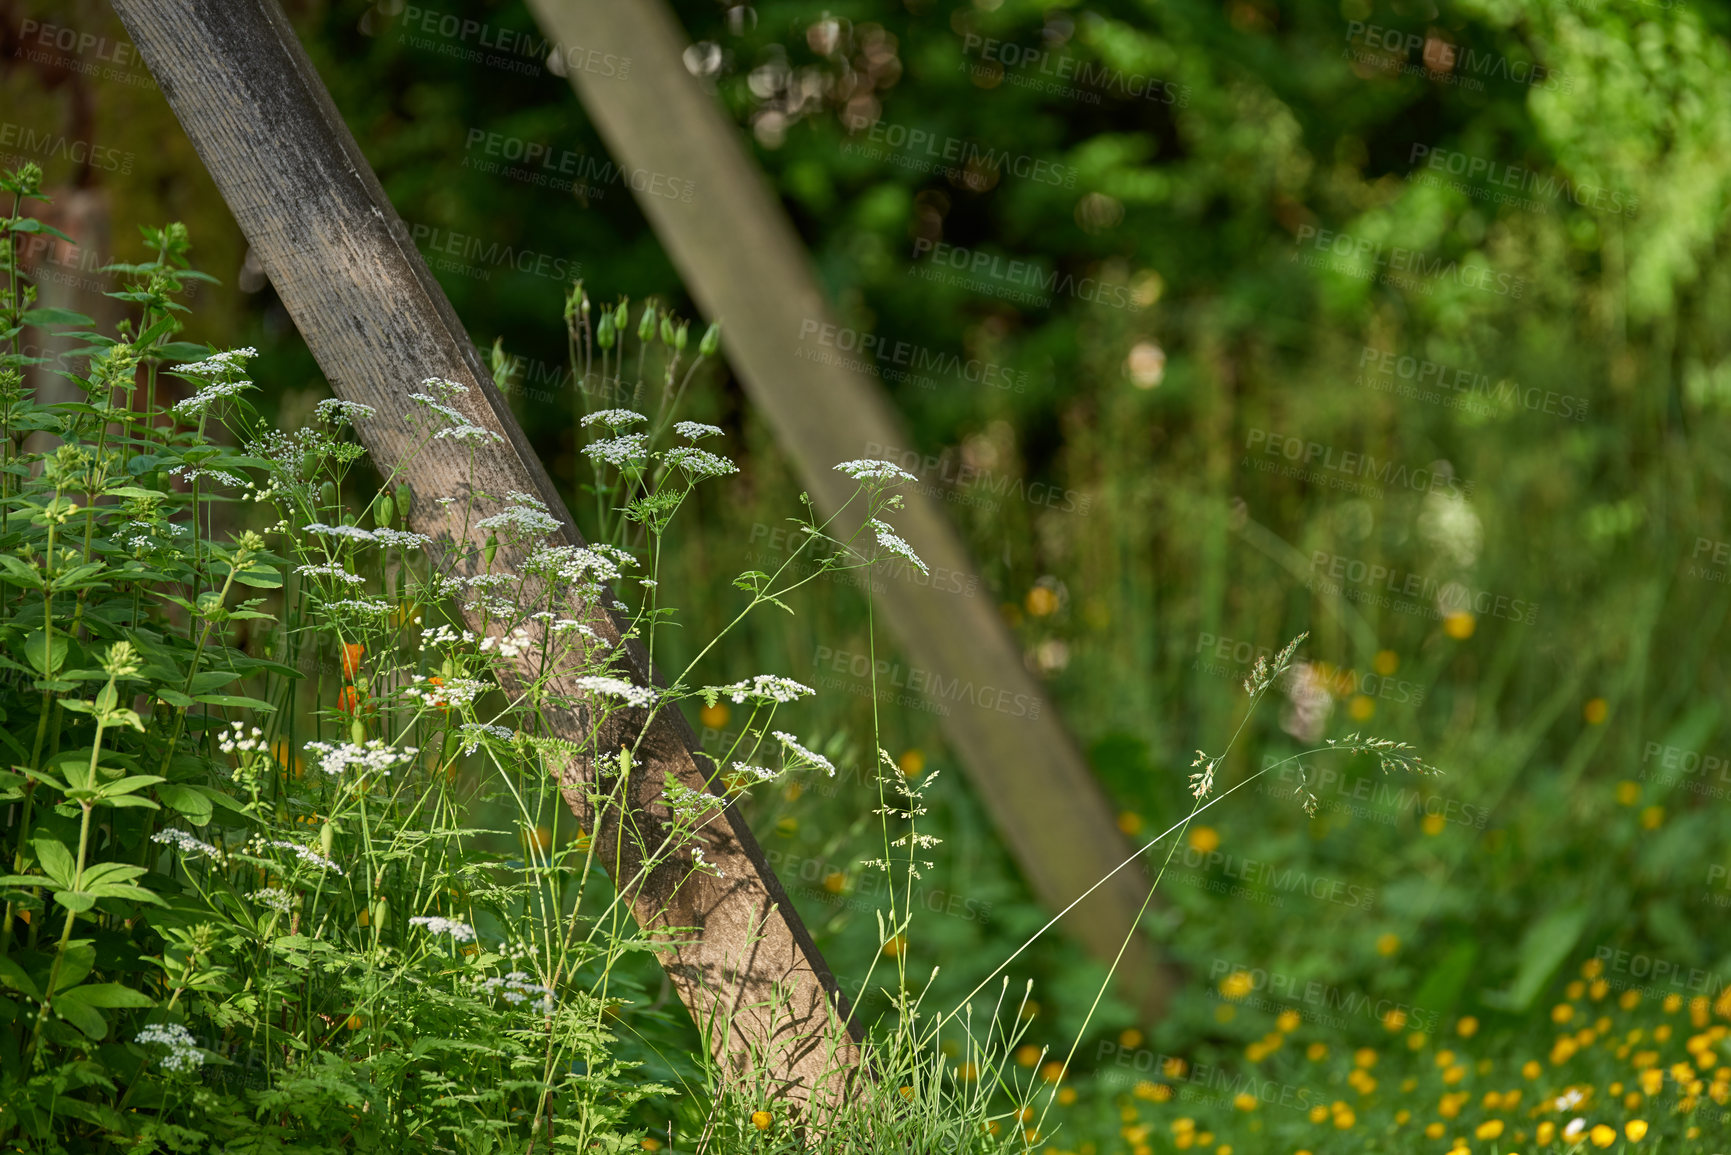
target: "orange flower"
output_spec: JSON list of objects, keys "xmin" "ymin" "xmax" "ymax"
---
[
  {"xmin": 338, "ymin": 684, "xmax": 362, "ymax": 713},
  {"xmin": 341, "ymin": 641, "xmax": 363, "ymax": 680}
]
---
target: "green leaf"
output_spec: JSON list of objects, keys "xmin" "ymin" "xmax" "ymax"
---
[
  {"xmin": 192, "ymin": 694, "xmax": 275, "ymax": 711},
  {"xmin": 151, "ymin": 341, "xmax": 213, "ymax": 360},
  {"xmin": 0, "ymin": 954, "xmax": 41, "ymax": 1001},
  {"xmin": 33, "ymin": 838, "xmax": 76, "ymax": 889},
  {"xmin": 23, "ymin": 631, "xmax": 68, "ymax": 676},
  {"xmin": 156, "ymin": 783, "xmax": 213, "ymax": 826},
  {"xmin": 155, "ymin": 688, "xmax": 195, "ymax": 709},
  {"xmin": 84, "ymin": 882, "xmax": 163, "ymax": 904},
  {"xmin": 52, "ymin": 890, "xmax": 96, "ymax": 913},
  {"xmin": 50, "ymin": 988, "xmax": 107, "ymax": 1039},
  {"xmin": 97, "ymin": 775, "xmax": 165, "ymax": 798},
  {"xmin": 59, "ymin": 982, "xmax": 153, "ymax": 1009},
  {"xmin": 1483, "ymin": 905, "xmax": 1590, "ymax": 1013},
  {"xmin": 52, "ymin": 941, "xmax": 97, "ymax": 993},
  {"xmin": 187, "ymin": 670, "xmax": 242, "ymax": 694},
  {"xmin": 21, "ymin": 307, "xmax": 95, "ymax": 327}
]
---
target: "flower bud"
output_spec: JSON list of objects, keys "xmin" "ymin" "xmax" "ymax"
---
[
  {"xmin": 659, "ymin": 315, "xmax": 676, "ymax": 346},
  {"xmin": 317, "ymin": 481, "xmax": 336, "ymax": 510},
  {"xmin": 597, "ymin": 311, "xmax": 616, "ymax": 349},
  {"xmin": 395, "ymin": 482, "xmax": 412, "ymax": 521},
  {"xmin": 320, "ymin": 820, "xmax": 335, "ymax": 856},
  {"xmin": 484, "ymin": 533, "xmax": 498, "ymax": 567},
  {"xmin": 351, "ymin": 718, "xmax": 367, "ymax": 745},
  {"xmin": 675, "ymin": 321, "xmax": 689, "ymax": 351},
  {"xmin": 699, "ymin": 321, "xmax": 721, "ymax": 358},
  {"xmin": 614, "ymin": 300, "xmax": 629, "ymax": 332},
  {"xmin": 373, "ymin": 491, "xmax": 395, "ymax": 528},
  {"xmin": 638, "ymin": 302, "xmax": 657, "ymax": 342}
]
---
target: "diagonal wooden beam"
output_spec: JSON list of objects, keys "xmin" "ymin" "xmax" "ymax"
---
[
  {"xmin": 110, "ymin": 0, "xmax": 859, "ymax": 1107},
  {"xmin": 523, "ymin": 0, "xmax": 1176, "ymax": 1019}
]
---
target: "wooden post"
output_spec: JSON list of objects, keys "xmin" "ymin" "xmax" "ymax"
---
[
  {"xmin": 522, "ymin": 0, "xmax": 1176, "ymax": 1020},
  {"xmin": 110, "ymin": 0, "xmax": 859, "ymax": 1107}
]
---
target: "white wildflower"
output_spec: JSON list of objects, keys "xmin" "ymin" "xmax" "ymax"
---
[
  {"xmin": 691, "ymin": 844, "xmax": 724, "ymax": 878},
  {"xmin": 302, "ymin": 739, "xmax": 419, "ymax": 777},
  {"xmin": 582, "ymin": 434, "xmax": 648, "ymax": 467},
  {"xmin": 304, "ymin": 522, "xmax": 378, "ymax": 543},
  {"xmin": 479, "ymin": 971, "xmax": 555, "ymax": 1014},
  {"xmin": 834, "ymin": 458, "xmax": 916, "ymax": 484},
  {"xmin": 580, "ymin": 408, "xmax": 647, "ymax": 429},
  {"xmin": 437, "ymin": 422, "xmax": 504, "ymax": 445},
  {"xmin": 372, "ymin": 528, "xmax": 431, "ymax": 550},
  {"xmin": 408, "ymin": 915, "xmax": 476, "ymax": 942},
  {"xmin": 479, "ymin": 627, "xmax": 534, "ymax": 659},
  {"xmin": 866, "ymin": 518, "xmax": 927, "ymax": 574},
  {"xmin": 253, "ymin": 887, "xmax": 296, "ymax": 914},
  {"xmin": 406, "ymin": 675, "xmax": 488, "ymax": 710},
  {"xmin": 457, "ymin": 722, "xmax": 515, "ymax": 755},
  {"xmin": 674, "ymin": 421, "xmax": 723, "ymax": 440},
  {"xmin": 135, "ymin": 1023, "xmax": 205, "ymax": 1072},
  {"xmin": 477, "ymin": 504, "xmax": 560, "ymax": 538},
  {"xmin": 294, "ymin": 562, "xmax": 365, "ymax": 585},
  {"xmin": 662, "ymin": 446, "xmax": 738, "ymax": 479},
  {"xmin": 314, "ymin": 398, "xmax": 377, "ymax": 425},
  {"xmin": 710, "ymin": 675, "xmax": 815, "ymax": 705},
  {"xmin": 152, "ymin": 828, "xmax": 219, "ymax": 859},
  {"xmin": 218, "ymin": 722, "xmax": 266, "ymax": 754},
  {"xmin": 321, "ymin": 598, "xmax": 392, "ymax": 615},
  {"xmin": 773, "ymin": 731, "xmax": 836, "ymax": 777},
  {"xmin": 574, "ymin": 675, "xmax": 657, "ymax": 709},
  {"xmin": 171, "ymin": 380, "xmax": 254, "ymax": 417},
  {"xmin": 264, "ymin": 839, "xmax": 345, "ymax": 876},
  {"xmin": 172, "ymin": 347, "xmax": 256, "ymax": 376}
]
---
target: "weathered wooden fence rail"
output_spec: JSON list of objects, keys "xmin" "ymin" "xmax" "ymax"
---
[{"xmin": 111, "ymin": 0, "xmax": 859, "ymax": 1106}]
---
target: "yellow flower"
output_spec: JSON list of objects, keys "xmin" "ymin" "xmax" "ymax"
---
[
  {"xmin": 1220, "ymin": 971, "xmax": 1255, "ymax": 1000},
  {"xmin": 898, "ymin": 749, "xmax": 925, "ymax": 778},
  {"xmin": 1552, "ymin": 1002, "xmax": 1575, "ymax": 1023},
  {"xmin": 1348, "ymin": 695, "xmax": 1375, "ymax": 721},
  {"xmin": 1308, "ymin": 1105, "xmax": 1329, "ymax": 1124},
  {"xmin": 1306, "ymin": 1042, "xmax": 1327, "ymax": 1061},
  {"xmin": 1057, "ymin": 1087, "xmax": 1077, "ymax": 1105},
  {"xmin": 1374, "ymin": 650, "xmax": 1399, "ymax": 675},
  {"xmin": 1456, "ymin": 1015, "xmax": 1479, "ymax": 1037},
  {"xmin": 1475, "ymin": 1120, "xmax": 1504, "ymax": 1140},
  {"xmin": 1188, "ymin": 825, "xmax": 1221, "ymax": 853},
  {"xmin": 1641, "ymin": 805, "xmax": 1664, "ymax": 829},
  {"xmin": 1163, "ymin": 1057, "xmax": 1188, "ymax": 1079},
  {"xmin": 1025, "ymin": 586, "xmax": 1059, "ymax": 616},
  {"xmin": 1118, "ymin": 812, "xmax": 1144, "ymax": 836},
  {"xmin": 1040, "ymin": 1061, "xmax": 1065, "ymax": 1084},
  {"xmin": 1424, "ymin": 1122, "xmax": 1445, "ymax": 1139},
  {"xmin": 1353, "ymin": 1047, "xmax": 1377, "ymax": 1068},
  {"xmin": 1536, "ymin": 1121, "xmax": 1555, "ymax": 1144},
  {"xmin": 1382, "ymin": 1007, "xmax": 1407, "ymax": 1031},
  {"xmin": 1584, "ymin": 697, "xmax": 1609, "ymax": 724},
  {"xmin": 1422, "ymin": 812, "xmax": 1446, "ymax": 835},
  {"xmin": 1120, "ymin": 1027, "xmax": 1144, "ymax": 1048},
  {"xmin": 698, "ymin": 702, "xmax": 730, "ymax": 729},
  {"xmin": 1443, "ymin": 611, "xmax": 1475, "ymax": 639},
  {"xmin": 750, "ymin": 1110, "xmax": 772, "ymax": 1130},
  {"xmin": 1234, "ymin": 1093, "xmax": 1257, "ymax": 1111},
  {"xmin": 881, "ymin": 933, "xmax": 907, "ymax": 958},
  {"xmin": 1375, "ymin": 933, "xmax": 1400, "ymax": 957},
  {"xmin": 1277, "ymin": 1009, "xmax": 1302, "ymax": 1032},
  {"xmin": 1522, "ymin": 1060, "xmax": 1542, "ymax": 1079},
  {"xmin": 640, "ymin": 1140, "xmax": 662, "ymax": 1152},
  {"xmin": 1590, "ymin": 1123, "xmax": 1617, "ymax": 1147},
  {"xmin": 1015, "ymin": 1044, "xmax": 1041, "ymax": 1067},
  {"xmin": 1395, "ymin": 1109, "xmax": 1410, "ymax": 1124},
  {"xmin": 1332, "ymin": 1110, "xmax": 1355, "ymax": 1129}
]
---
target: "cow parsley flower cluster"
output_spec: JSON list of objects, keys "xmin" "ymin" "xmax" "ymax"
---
[
  {"xmin": 437, "ymin": 422, "xmax": 504, "ymax": 445},
  {"xmin": 457, "ymin": 723, "xmax": 515, "ymax": 755},
  {"xmin": 773, "ymin": 731, "xmax": 836, "ymax": 776},
  {"xmin": 253, "ymin": 887, "xmax": 297, "ymax": 914},
  {"xmin": 407, "ymin": 675, "xmax": 488, "ymax": 710},
  {"xmin": 581, "ymin": 408, "xmax": 646, "ymax": 429},
  {"xmin": 691, "ymin": 844, "xmax": 723, "ymax": 878},
  {"xmin": 574, "ymin": 676, "xmax": 657, "ymax": 709},
  {"xmin": 173, "ymin": 347, "xmax": 256, "ymax": 377},
  {"xmin": 408, "ymin": 915, "xmax": 476, "ymax": 941},
  {"xmin": 314, "ymin": 398, "xmax": 376, "ymax": 425},
  {"xmin": 478, "ymin": 972, "xmax": 555, "ymax": 1014},
  {"xmin": 152, "ymin": 828, "xmax": 220, "ymax": 860},
  {"xmin": 372, "ymin": 528, "xmax": 431, "ymax": 550},
  {"xmin": 260, "ymin": 838, "xmax": 346, "ymax": 876},
  {"xmin": 304, "ymin": 522, "xmax": 377, "ymax": 543},
  {"xmin": 662, "ymin": 446, "xmax": 738, "ymax": 479},
  {"xmin": 301, "ymin": 739, "xmax": 420, "ymax": 778},
  {"xmin": 322, "ymin": 597, "xmax": 392, "ymax": 615},
  {"xmin": 867, "ymin": 518, "xmax": 928, "ymax": 574},
  {"xmin": 583, "ymin": 434, "xmax": 648, "ymax": 467},
  {"xmin": 477, "ymin": 502, "xmax": 560, "ymax": 540},
  {"xmin": 294, "ymin": 562, "xmax": 365, "ymax": 585},
  {"xmin": 834, "ymin": 458, "xmax": 916, "ymax": 485},
  {"xmin": 135, "ymin": 1023, "xmax": 205, "ymax": 1072},
  {"xmin": 171, "ymin": 379, "xmax": 255, "ymax": 418},
  {"xmin": 479, "ymin": 626, "xmax": 534, "ymax": 658},
  {"xmin": 708, "ymin": 675, "xmax": 815, "ymax": 705},
  {"xmin": 675, "ymin": 421, "xmax": 724, "ymax": 440}
]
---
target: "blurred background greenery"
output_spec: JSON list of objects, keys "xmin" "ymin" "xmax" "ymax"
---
[{"xmin": 5, "ymin": 0, "xmax": 1730, "ymax": 1144}]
